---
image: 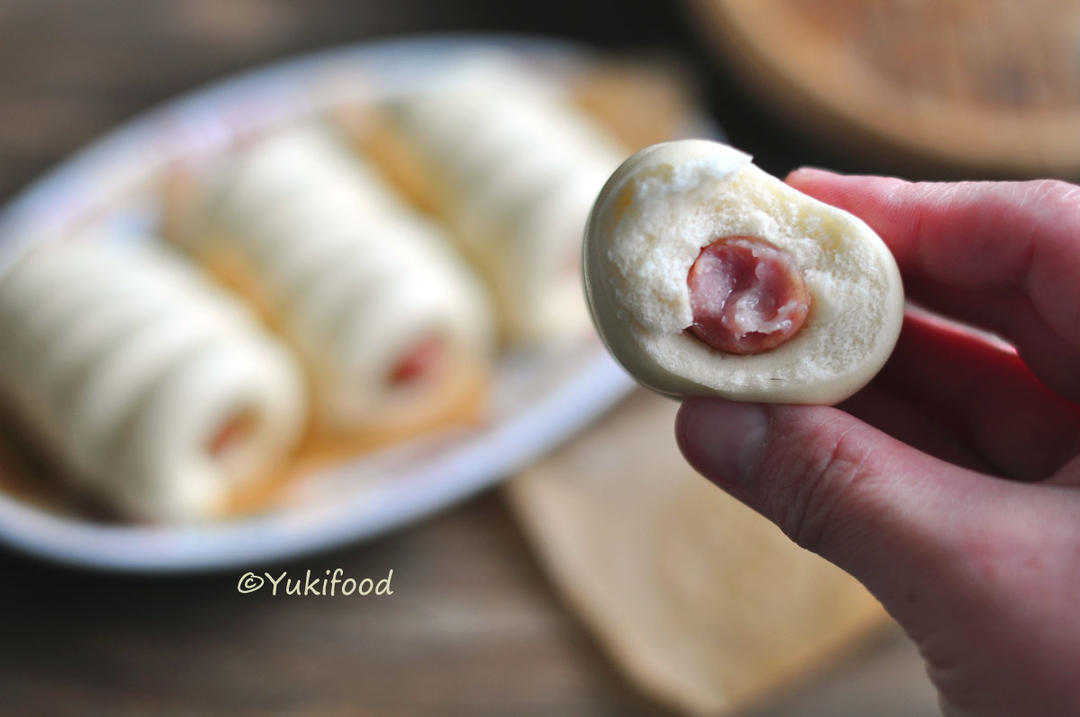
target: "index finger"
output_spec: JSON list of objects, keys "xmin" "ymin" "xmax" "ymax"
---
[{"xmin": 787, "ymin": 169, "xmax": 1080, "ymax": 398}]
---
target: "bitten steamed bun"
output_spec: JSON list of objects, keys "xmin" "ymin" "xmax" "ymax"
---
[{"xmin": 583, "ymin": 139, "xmax": 904, "ymax": 405}]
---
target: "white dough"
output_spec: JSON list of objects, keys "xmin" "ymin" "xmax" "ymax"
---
[
  {"xmin": 201, "ymin": 124, "xmax": 494, "ymax": 430},
  {"xmin": 583, "ymin": 140, "xmax": 905, "ymax": 404},
  {"xmin": 0, "ymin": 238, "xmax": 306, "ymax": 520},
  {"xmin": 385, "ymin": 61, "xmax": 625, "ymax": 343}
]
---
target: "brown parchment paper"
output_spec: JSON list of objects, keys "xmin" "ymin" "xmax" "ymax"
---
[{"xmin": 504, "ymin": 390, "xmax": 888, "ymax": 714}]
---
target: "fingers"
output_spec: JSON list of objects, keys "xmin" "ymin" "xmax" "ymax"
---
[
  {"xmin": 675, "ymin": 397, "xmax": 1080, "ymax": 715},
  {"xmin": 902, "ymin": 278, "xmax": 1080, "ymax": 400},
  {"xmin": 785, "ymin": 169, "xmax": 1080, "ymax": 311},
  {"xmin": 875, "ymin": 310, "xmax": 1080, "ymax": 480},
  {"xmin": 674, "ymin": 397, "xmax": 1017, "ymax": 624},
  {"xmin": 787, "ymin": 169, "xmax": 1080, "ymax": 398},
  {"xmin": 837, "ymin": 384, "xmax": 989, "ymax": 473},
  {"xmin": 675, "ymin": 397, "xmax": 978, "ymax": 578}
]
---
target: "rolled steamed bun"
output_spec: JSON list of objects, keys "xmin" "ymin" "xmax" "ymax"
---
[
  {"xmin": 583, "ymin": 140, "xmax": 904, "ymax": 404},
  {"xmin": 380, "ymin": 61, "xmax": 625, "ymax": 343},
  {"xmin": 0, "ymin": 238, "xmax": 306, "ymax": 520},
  {"xmin": 196, "ymin": 124, "xmax": 494, "ymax": 433}
]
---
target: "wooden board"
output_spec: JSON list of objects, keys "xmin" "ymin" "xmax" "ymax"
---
[
  {"xmin": 689, "ymin": 0, "xmax": 1080, "ymax": 177},
  {"xmin": 506, "ymin": 391, "xmax": 888, "ymax": 714}
]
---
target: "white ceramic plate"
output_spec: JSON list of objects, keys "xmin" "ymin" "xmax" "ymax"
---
[{"xmin": 0, "ymin": 35, "xmax": 712, "ymax": 572}]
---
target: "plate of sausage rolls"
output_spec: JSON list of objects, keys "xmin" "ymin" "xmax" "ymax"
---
[{"xmin": 0, "ymin": 36, "xmax": 713, "ymax": 571}]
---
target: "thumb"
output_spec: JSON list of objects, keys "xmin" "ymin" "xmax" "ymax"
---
[
  {"xmin": 676, "ymin": 397, "xmax": 1080, "ymax": 715},
  {"xmin": 674, "ymin": 397, "xmax": 995, "ymax": 616}
]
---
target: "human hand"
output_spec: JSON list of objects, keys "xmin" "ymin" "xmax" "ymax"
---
[{"xmin": 674, "ymin": 171, "xmax": 1080, "ymax": 716}]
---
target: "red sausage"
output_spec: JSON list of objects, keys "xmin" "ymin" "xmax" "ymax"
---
[
  {"xmin": 686, "ymin": 236, "xmax": 810, "ymax": 355},
  {"xmin": 207, "ymin": 410, "xmax": 255, "ymax": 457},
  {"xmin": 389, "ymin": 335, "xmax": 445, "ymax": 385}
]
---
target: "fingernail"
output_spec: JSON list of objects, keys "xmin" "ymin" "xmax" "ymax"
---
[
  {"xmin": 675, "ymin": 398, "xmax": 769, "ymax": 489},
  {"xmin": 790, "ymin": 164, "xmax": 838, "ymax": 182}
]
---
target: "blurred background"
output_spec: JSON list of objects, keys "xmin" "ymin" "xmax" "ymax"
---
[
  {"xmin": 9, "ymin": 0, "xmax": 1076, "ymax": 204},
  {"xmin": 2, "ymin": 0, "xmax": 1074, "ymax": 714}
]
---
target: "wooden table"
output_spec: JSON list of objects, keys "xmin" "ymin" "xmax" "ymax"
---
[
  {"xmin": 0, "ymin": 2, "xmax": 940, "ymax": 713},
  {"xmin": 0, "ymin": 492, "xmax": 934, "ymax": 716}
]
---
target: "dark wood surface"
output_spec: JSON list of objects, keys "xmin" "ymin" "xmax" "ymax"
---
[
  {"xmin": 0, "ymin": 491, "xmax": 936, "ymax": 716},
  {"xmin": 0, "ymin": 2, "xmax": 940, "ymax": 714}
]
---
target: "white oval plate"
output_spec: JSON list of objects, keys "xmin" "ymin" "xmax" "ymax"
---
[{"xmin": 0, "ymin": 35, "xmax": 711, "ymax": 572}]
